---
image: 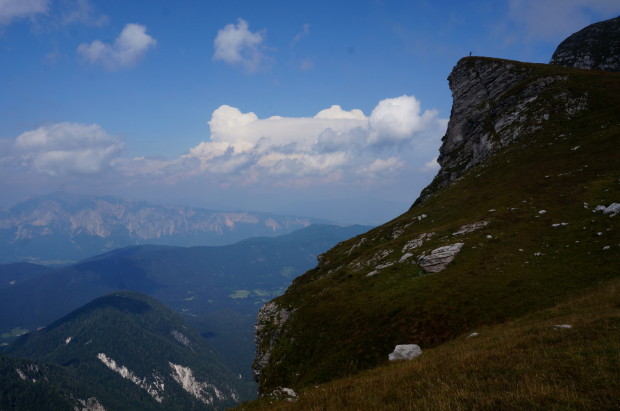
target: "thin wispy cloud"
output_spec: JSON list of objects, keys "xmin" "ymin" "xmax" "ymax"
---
[
  {"xmin": 60, "ymin": 0, "xmax": 108, "ymax": 26},
  {"xmin": 213, "ymin": 18, "xmax": 270, "ymax": 73},
  {"xmin": 0, "ymin": 0, "xmax": 49, "ymax": 25},
  {"xmin": 291, "ymin": 23, "xmax": 310, "ymax": 47},
  {"xmin": 77, "ymin": 23, "xmax": 157, "ymax": 71},
  {"xmin": 505, "ymin": 0, "xmax": 620, "ymax": 43}
]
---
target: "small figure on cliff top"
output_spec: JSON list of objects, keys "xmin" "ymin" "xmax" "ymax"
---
[{"xmin": 469, "ymin": 52, "xmax": 472, "ymax": 56}]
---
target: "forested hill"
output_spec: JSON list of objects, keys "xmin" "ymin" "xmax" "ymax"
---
[{"xmin": 4, "ymin": 291, "xmax": 253, "ymax": 410}]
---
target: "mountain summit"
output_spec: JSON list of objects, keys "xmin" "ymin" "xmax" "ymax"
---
[{"xmin": 550, "ymin": 15, "xmax": 620, "ymax": 71}]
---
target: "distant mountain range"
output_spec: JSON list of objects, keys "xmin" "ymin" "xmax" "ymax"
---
[
  {"xmin": 0, "ymin": 191, "xmax": 335, "ymax": 263},
  {"xmin": 3, "ymin": 291, "xmax": 253, "ymax": 410}
]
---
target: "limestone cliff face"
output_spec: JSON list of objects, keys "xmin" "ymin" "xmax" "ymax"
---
[
  {"xmin": 252, "ymin": 302, "xmax": 293, "ymax": 396},
  {"xmin": 413, "ymin": 57, "xmax": 586, "ymax": 206},
  {"xmin": 550, "ymin": 15, "xmax": 620, "ymax": 72}
]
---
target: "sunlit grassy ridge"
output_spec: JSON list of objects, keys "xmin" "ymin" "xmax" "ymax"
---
[
  {"xmin": 251, "ymin": 58, "xmax": 620, "ymax": 394},
  {"xmin": 237, "ymin": 278, "xmax": 620, "ymax": 410}
]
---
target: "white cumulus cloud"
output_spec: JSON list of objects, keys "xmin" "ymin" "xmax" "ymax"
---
[
  {"xmin": 213, "ymin": 18, "xmax": 269, "ymax": 73},
  {"xmin": 78, "ymin": 23, "xmax": 157, "ymax": 71},
  {"xmin": 0, "ymin": 0, "xmax": 49, "ymax": 25},
  {"xmin": 169, "ymin": 95, "xmax": 446, "ymax": 185},
  {"xmin": 12, "ymin": 122, "xmax": 124, "ymax": 176}
]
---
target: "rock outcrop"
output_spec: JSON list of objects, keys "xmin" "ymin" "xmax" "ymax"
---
[
  {"xmin": 388, "ymin": 344, "xmax": 422, "ymax": 361},
  {"xmin": 252, "ymin": 302, "xmax": 293, "ymax": 395},
  {"xmin": 413, "ymin": 57, "xmax": 587, "ymax": 206},
  {"xmin": 550, "ymin": 15, "xmax": 620, "ymax": 72},
  {"xmin": 418, "ymin": 243, "xmax": 464, "ymax": 273}
]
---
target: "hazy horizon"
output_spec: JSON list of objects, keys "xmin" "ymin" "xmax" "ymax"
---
[{"xmin": 1, "ymin": 0, "xmax": 618, "ymax": 225}]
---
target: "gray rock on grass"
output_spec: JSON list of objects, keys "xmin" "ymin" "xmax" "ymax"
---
[
  {"xmin": 418, "ymin": 243, "xmax": 464, "ymax": 273},
  {"xmin": 388, "ymin": 344, "xmax": 422, "ymax": 361}
]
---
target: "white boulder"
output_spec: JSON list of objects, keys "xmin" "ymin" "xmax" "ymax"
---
[{"xmin": 388, "ymin": 344, "xmax": 422, "ymax": 361}]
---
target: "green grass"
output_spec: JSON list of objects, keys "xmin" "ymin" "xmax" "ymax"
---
[
  {"xmin": 1, "ymin": 327, "xmax": 29, "ymax": 339},
  {"xmin": 251, "ymin": 58, "xmax": 620, "ymax": 395},
  {"xmin": 230, "ymin": 290, "xmax": 252, "ymax": 299},
  {"xmin": 235, "ymin": 278, "xmax": 620, "ymax": 411}
]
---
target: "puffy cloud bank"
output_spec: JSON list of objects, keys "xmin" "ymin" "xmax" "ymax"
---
[
  {"xmin": 177, "ymin": 95, "xmax": 446, "ymax": 186},
  {"xmin": 10, "ymin": 122, "xmax": 124, "ymax": 176},
  {"xmin": 1, "ymin": 95, "xmax": 446, "ymax": 191},
  {"xmin": 78, "ymin": 23, "xmax": 156, "ymax": 70}
]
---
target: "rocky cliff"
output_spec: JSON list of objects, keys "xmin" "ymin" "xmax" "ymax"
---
[
  {"xmin": 550, "ymin": 15, "xmax": 620, "ymax": 72},
  {"xmin": 413, "ymin": 57, "xmax": 586, "ymax": 205},
  {"xmin": 250, "ymin": 56, "xmax": 620, "ymax": 396}
]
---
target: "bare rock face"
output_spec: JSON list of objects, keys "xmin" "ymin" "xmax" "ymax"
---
[
  {"xmin": 550, "ymin": 15, "xmax": 620, "ymax": 72},
  {"xmin": 413, "ymin": 57, "xmax": 587, "ymax": 206},
  {"xmin": 418, "ymin": 243, "xmax": 464, "ymax": 273},
  {"xmin": 252, "ymin": 302, "xmax": 293, "ymax": 395}
]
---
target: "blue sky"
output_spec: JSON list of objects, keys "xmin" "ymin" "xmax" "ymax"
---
[{"xmin": 1, "ymin": 0, "xmax": 619, "ymax": 225}]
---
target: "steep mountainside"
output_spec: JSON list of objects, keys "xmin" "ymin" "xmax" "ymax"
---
[
  {"xmin": 0, "ymin": 191, "xmax": 333, "ymax": 263},
  {"xmin": 550, "ymin": 15, "xmax": 620, "ymax": 71},
  {"xmin": 251, "ymin": 57, "xmax": 620, "ymax": 395},
  {"xmin": 0, "ymin": 263, "xmax": 53, "ymax": 289},
  {"xmin": 4, "ymin": 291, "xmax": 251, "ymax": 410}
]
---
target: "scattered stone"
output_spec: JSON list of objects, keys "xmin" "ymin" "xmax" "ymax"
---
[
  {"xmin": 584, "ymin": 202, "xmax": 589, "ymax": 209},
  {"xmin": 272, "ymin": 387, "xmax": 297, "ymax": 401},
  {"xmin": 593, "ymin": 203, "xmax": 620, "ymax": 216},
  {"xmin": 571, "ymin": 146, "xmax": 580, "ymax": 151},
  {"xmin": 603, "ymin": 246, "xmax": 610, "ymax": 250},
  {"xmin": 598, "ymin": 232, "xmax": 603, "ymax": 236},
  {"xmin": 418, "ymin": 243, "xmax": 464, "ymax": 273},
  {"xmin": 399, "ymin": 253, "xmax": 413, "ymax": 263},
  {"xmin": 375, "ymin": 262, "xmax": 394, "ymax": 270},
  {"xmin": 486, "ymin": 235, "xmax": 492, "ymax": 239},
  {"xmin": 345, "ymin": 238, "xmax": 367, "ymax": 255},
  {"xmin": 489, "ymin": 209, "xmax": 496, "ymax": 212},
  {"xmin": 453, "ymin": 221, "xmax": 489, "ymax": 236},
  {"xmin": 402, "ymin": 233, "xmax": 435, "ymax": 253},
  {"xmin": 554, "ymin": 324, "xmax": 572, "ymax": 330},
  {"xmin": 388, "ymin": 344, "xmax": 422, "ymax": 361},
  {"xmin": 366, "ymin": 270, "xmax": 379, "ymax": 277},
  {"xmin": 467, "ymin": 332, "xmax": 479, "ymax": 338},
  {"xmin": 539, "ymin": 210, "xmax": 546, "ymax": 214}
]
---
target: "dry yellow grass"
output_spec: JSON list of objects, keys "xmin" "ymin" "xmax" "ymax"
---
[{"xmin": 235, "ymin": 279, "xmax": 620, "ymax": 410}]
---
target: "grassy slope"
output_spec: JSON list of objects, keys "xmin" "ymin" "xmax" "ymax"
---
[
  {"xmin": 237, "ymin": 277, "xmax": 620, "ymax": 411},
  {"xmin": 252, "ymin": 59, "xmax": 620, "ymax": 394}
]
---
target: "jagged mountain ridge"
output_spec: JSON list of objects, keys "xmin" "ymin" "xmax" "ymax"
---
[
  {"xmin": 250, "ymin": 56, "xmax": 620, "ymax": 394},
  {"xmin": 550, "ymin": 14, "xmax": 620, "ymax": 72},
  {"xmin": 4, "ymin": 291, "xmax": 252, "ymax": 410},
  {"xmin": 0, "ymin": 191, "xmax": 333, "ymax": 263}
]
